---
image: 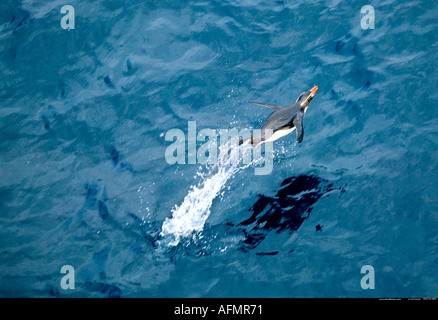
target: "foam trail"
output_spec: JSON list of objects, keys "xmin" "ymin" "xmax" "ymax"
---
[{"xmin": 160, "ymin": 143, "xmax": 252, "ymax": 246}]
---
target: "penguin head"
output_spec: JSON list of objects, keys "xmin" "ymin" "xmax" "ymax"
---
[{"xmin": 297, "ymin": 85, "xmax": 318, "ymax": 109}]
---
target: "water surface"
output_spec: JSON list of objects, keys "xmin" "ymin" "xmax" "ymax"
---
[{"xmin": 0, "ymin": 0, "xmax": 437, "ymax": 297}]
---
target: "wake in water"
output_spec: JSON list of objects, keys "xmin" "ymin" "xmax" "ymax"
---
[{"xmin": 160, "ymin": 142, "xmax": 255, "ymax": 246}]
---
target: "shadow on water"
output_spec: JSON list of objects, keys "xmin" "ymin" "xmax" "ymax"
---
[
  {"xmin": 237, "ymin": 175, "xmax": 340, "ymax": 253},
  {"xmin": 156, "ymin": 174, "xmax": 343, "ymax": 257}
]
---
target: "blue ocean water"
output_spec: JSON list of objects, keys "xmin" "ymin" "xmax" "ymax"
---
[{"xmin": 0, "ymin": 0, "xmax": 437, "ymax": 298}]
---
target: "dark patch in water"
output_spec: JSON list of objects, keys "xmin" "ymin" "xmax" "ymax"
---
[
  {"xmin": 353, "ymin": 43, "xmax": 360, "ymax": 55},
  {"xmin": 108, "ymin": 145, "xmax": 120, "ymax": 166},
  {"xmin": 361, "ymin": 80, "xmax": 371, "ymax": 91},
  {"xmin": 41, "ymin": 115, "xmax": 50, "ymax": 130},
  {"xmin": 84, "ymin": 281, "xmax": 121, "ymax": 298},
  {"xmin": 335, "ymin": 41, "xmax": 344, "ymax": 52},
  {"xmin": 48, "ymin": 286, "xmax": 60, "ymax": 297},
  {"xmin": 316, "ymin": 224, "xmax": 323, "ymax": 231},
  {"xmin": 13, "ymin": 13, "xmax": 35, "ymax": 33},
  {"xmin": 330, "ymin": 89, "xmax": 338, "ymax": 99},
  {"xmin": 105, "ymin": 145, "xmax": 134, "ymax": 171},
  {"xmin": 127, "ymin": 212, "xmax": 140, "ymax": 222},
  {"xmin": 256, "ymin": 251, "xmax": 279, "ymax": 256},
  {"xmin": 84, "ymin": 183, "xmax": 98, "ymax": 208},
  {"xmin": 104, "ymin": 75, "xmax": 111, "ymax": 85},
  {"xmin": 98, "ymin": 201, "xmax": 109, "ymax": 220},
  {"xmin": 335, "ymin": 33, "xmax": 352, "ymax": 52},
  {"xmin": 40, "ymin": 105, "xmax": 57, "ymax": 130},
  {"xmin": 241, "ymin": 231, "xmax": 265, "ymax": 249},
  {"xmin": 239, "ymin": 175, "xmax": 338, "ymax": 251}
]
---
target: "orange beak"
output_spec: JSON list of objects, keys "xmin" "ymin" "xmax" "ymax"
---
[{"xmin": 310, "ymin": 85, "xmax": 318, "ymax": 96}]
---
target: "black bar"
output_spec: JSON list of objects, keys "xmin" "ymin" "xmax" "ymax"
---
[{"xmin": 1, "ymin": 298, "xmax": 436, "ymax": 318}]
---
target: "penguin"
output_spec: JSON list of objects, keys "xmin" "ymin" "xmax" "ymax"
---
[{"xmin": 241, "ymin": 86, "xmax": 318, "ymax": 147}]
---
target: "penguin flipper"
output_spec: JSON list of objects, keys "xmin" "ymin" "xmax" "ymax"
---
[
  {"xmin": 293, "ymin": 117, "xmax": 304, "ymax": 143},
  {"xmin": 250, "ymin": 101, "xmax": 283, "ymax": 110}
]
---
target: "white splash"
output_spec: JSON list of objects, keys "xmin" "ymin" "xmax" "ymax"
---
[{"xmin": 160, "ymin": 142, "xmax": 253, "ymax": 246}]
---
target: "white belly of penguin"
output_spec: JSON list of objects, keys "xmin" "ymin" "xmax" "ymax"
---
[{"xmin": 260, "ymin": 127, "xmax": 295, "ymax": 145}]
